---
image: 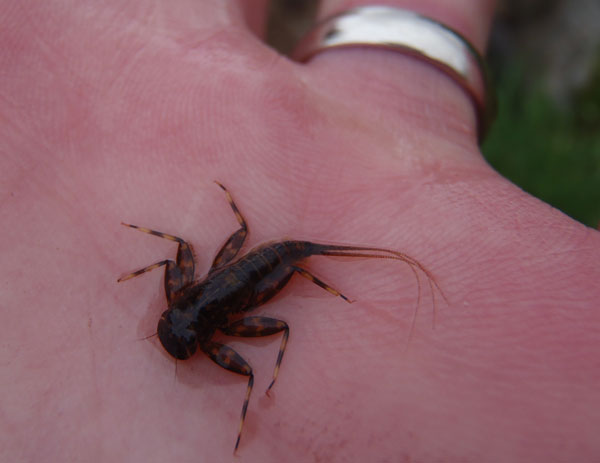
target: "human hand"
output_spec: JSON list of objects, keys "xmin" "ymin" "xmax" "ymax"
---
[{"xmin": 2, "ymin": 1, "xmax": 598, "ymax": 462}]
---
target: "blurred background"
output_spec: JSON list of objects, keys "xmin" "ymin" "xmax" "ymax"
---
[{"xmin": 266, "ymin": 0, "xmax": 600, "ymax": 228}]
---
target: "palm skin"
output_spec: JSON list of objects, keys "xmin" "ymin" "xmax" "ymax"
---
[{"xmin": 1, "ymin": 2, "xmax": 599, "ymax": 462}]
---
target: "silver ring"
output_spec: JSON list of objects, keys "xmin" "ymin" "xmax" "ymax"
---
[{"xmin": 293, "ymin": 6, "xmax": 496, "ymax": 142}]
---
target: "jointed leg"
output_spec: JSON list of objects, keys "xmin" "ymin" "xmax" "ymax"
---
[
  {"xmin": 201, "ymin": 341, "xmax": 254, "ymax": 453},
  {"xmin": 221, "ymin": 316, "xmax": 289, "ymax": 395},
  {"xmin": 292, "ymin": 266, "xmax": 353, "ymax": 303},
  {"xmin": 117, "ymin": 223, "xmax": 195, "ymax": 302},
  {"xmin": 209, "ymin": 182, "xmax": 248, "ymax": 272}
]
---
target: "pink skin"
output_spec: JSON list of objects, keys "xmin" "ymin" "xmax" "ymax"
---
[{"xmin": 1, "ymin": 1, "xmax": 599, "ymax": 462}]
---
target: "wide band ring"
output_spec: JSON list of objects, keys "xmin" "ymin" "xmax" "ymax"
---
[{"xmin": 293, "ymin": 6, "xmax": 496, "ymax": 142}]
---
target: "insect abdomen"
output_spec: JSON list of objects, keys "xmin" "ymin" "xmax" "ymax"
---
[
  {"xmin": 241, "ymin": 241, "xmax": 312, "ymax": 273},
  {"xmin": 224, "ymin": 241, "xmax": 312, "ymax": 309}
]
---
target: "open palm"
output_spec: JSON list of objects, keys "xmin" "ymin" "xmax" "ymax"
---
[{"xmin": 2, "ymin": 2, "xmax": 599, "ymax": 462}]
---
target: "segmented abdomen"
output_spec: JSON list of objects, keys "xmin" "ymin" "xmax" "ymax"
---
[{"xmin": 213, "ymin": 240, "xmax": 314, "ymax": 314}]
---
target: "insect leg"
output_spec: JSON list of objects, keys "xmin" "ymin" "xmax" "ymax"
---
[
  {"xmin": 201, "ymin": 341, "xmax": 254, "ymax": 453},
  {"xmin": 209, "ymin": 182, "xmax": 248, "ymax": 273},
  {"xmin": 292, "ymin": 266, "xmax": 353, "ymax": 303},
  {"xmin": 221, "ymin": 317, "xmax": 289, "ymax": 395},
  {"xmin": 117, "ymin": 260, "xmax": 171, "ymax": 282},
  {"xmin": 118, "ymin": 223, "xmax": 195, "ymax": 302}
]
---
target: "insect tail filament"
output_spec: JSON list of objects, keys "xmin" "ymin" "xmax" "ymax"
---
[{"xmin": 312, "ymin": 244, "xmax": 448, "ymax": 345}]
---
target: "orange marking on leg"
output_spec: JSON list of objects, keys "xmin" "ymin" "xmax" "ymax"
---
[
  {"xmin": 117, "ymin": 260, "xmax": 170, "ymax": 282},
  {"xmin": 215, "ymin": 182, "xmax": 247, "ymax": 229},
  {"xmin": 293, "ymin": 266, "xmax": 353, "ymax": 303},
  {"xmin": 120, "ymin": 222, "xmax": 184, "ymax": 243},
  {"xmin": 234, "ymin": 374, "xmax": 254, "ymax": 454},
  {"xmin": 266, "ymin": 328, "xmax": 289, "ymax": 396},
  {"xmin": 209, "ymin": 182, "xmax": 249, "ymax": 272}
]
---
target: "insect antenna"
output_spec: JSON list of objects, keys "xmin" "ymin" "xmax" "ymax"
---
[{"xmin": 137, "ymin": 332, "xmax": 158, "ymax": 341}]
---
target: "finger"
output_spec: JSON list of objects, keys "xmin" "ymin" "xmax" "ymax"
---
[
  {"xmin": 236, "ymin": 0, "xmax": 271, "ymax": 39},
  {"xmin": 296, "ymin": 0, "xmax": 497, "ymax": 149},
  {"xmin": 318, "ymin": 1, "xmax": 496, "ymax": 52}
]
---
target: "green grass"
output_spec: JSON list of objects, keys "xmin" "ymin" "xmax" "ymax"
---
[{"xmin": 482, "ymin": 61, "xmax": 600, "ymax": 228}]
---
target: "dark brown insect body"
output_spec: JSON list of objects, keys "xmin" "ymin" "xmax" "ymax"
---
[{"xmin": 118, "ymin": 182, "xmax": 444, "ymax": 452}]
